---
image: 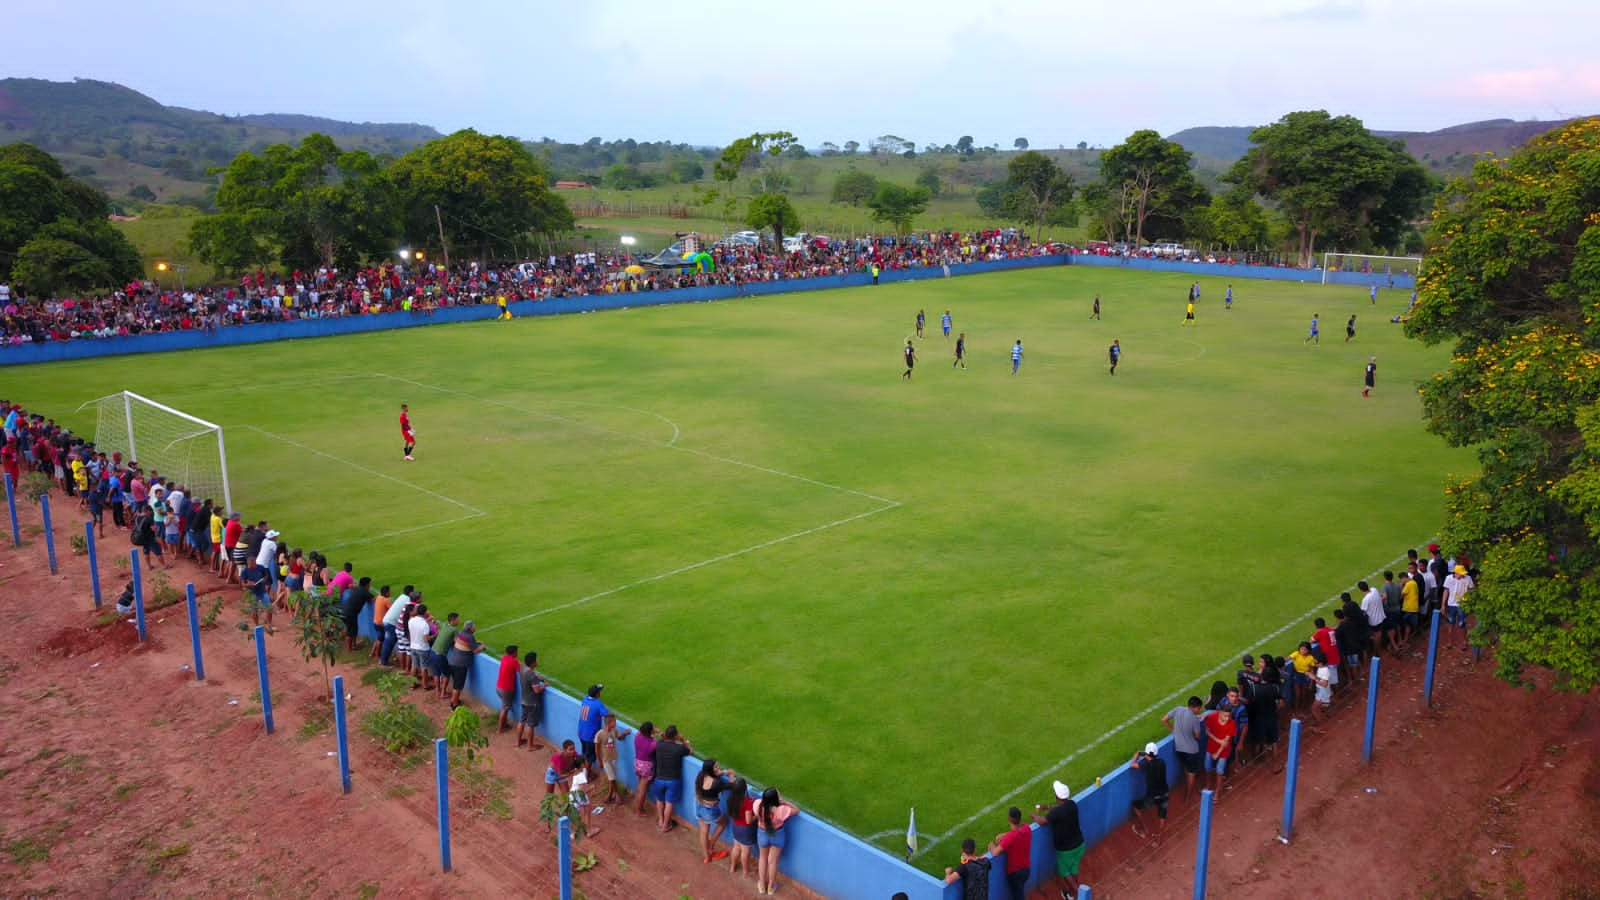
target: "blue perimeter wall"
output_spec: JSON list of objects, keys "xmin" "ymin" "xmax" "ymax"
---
[
  {"xmin": 351, "ymin": 608, "xmax": 1183, "ymax": 900},
  {"xmin": 36, "ymin": 256, "xmax": 1348, "ymax": 896},
  {"xmin": 0, "ymin": 253, "xmax": 1412, "ymax": 368}
]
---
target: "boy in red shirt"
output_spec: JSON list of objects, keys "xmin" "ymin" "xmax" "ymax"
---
[
  {"xmin": 495, "ymin": 645, "xmax": 521, "ymax": 733},
  {"xmin": 1202, "ymin": 707, "xmax": 1238, "ymax": 797}
]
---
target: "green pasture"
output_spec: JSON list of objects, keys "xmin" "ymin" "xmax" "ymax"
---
[{"xmin": 2, "ymin": 266, "xmax": 1469, "ymax": 869}]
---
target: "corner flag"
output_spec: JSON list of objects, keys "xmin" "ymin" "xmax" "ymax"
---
[{"xmin": 906, "ymin": 807, "xmax": 917, "ymax": 859}]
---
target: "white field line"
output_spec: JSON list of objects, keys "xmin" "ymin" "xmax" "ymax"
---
[
  {"xmin": 477, "ymin": 500, "xmax": 900, "ymax": 634},
  {"xmin": 317, "ymin": 512, "xmax": 488, "ymax": 551},
  {"xmin": 373, "ymin": 372, "xmax": 897, "ymax": 505},
  {"xmin": 911, "ymin": 547, "xmax": 1422, "ymax": 858},
  {"xmin": 238, "ymin": 425, "xmax": 486, "ymax": 522}
]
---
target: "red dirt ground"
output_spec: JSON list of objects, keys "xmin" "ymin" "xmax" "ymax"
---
[{"xmin": 1, "ymin": 502, "xmax": 1596, "ymax": 899}]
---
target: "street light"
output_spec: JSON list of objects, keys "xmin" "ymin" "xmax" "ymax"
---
[
  {"xmin": 155, "ymin": 261, "xmax": 187, "ymax": 292},
  {"xmin": 620, "ymin": 234, "xmax": 636, "ymax": 263}
]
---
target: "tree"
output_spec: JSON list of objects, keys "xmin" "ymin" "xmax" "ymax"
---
[
  {"xmin": 865, "ymin": 183, "xmax": 931, "ymax": 234},
  {"xmin": 915, "ymin": 168, "xmax": 943, "ymax": 199},
  {"xmin": 192, "ymin": 133, "xmax": 405, "ymax": 273},
  {"xmin": 843, "ymin": 140, "xmax": 860, "ymax": 155},
  {"xmin": 820, "ymin": 142, "xmax": 841, "ymax": 157},
  {"xmin": 955, "ymin": 136, "xmax": 975, "ymax": 157},
  {"xmin": 713, "ymin": 131, "xmax": 798, "ymax": 196},
  {"xmin": 831, "ymin": 170, "xmax": 878, "ymax": 206},
  {"xmin": 1099, "ymin": 129, "xmax": 1211, "ymax": 246},
  {"xmin": 0, "ymin": 142, "xmax": 141, "ymax": 291},
  {"xmin": 1001, "ymin": 151, "xmax": 1075, "ymax": 240},
  {"xmin": 390, "ymin": 129, "xmax": 574, "ymax": 263},
  {"xmin": 1014, "ymin": 138, "xmax": 1029, "ymax": 151},
  {"xmin": 1404, "ymin": 118, "xmax": 1600, "ymax": 689},
  {"xmin": 1225, "ymin": 110, "xmax": 1431, "ymax": 266},
  {"xmin": 128, "ymin": 184, "xmax": 157, "ymax": 202},
  {"xmin": 745, "ymin": 193, "xmax": 800, "ymax": 247},
  {"xmin": 666, "ymin": 157, "xmax": 705, "ymax": 183},
  {"xmin": 1076, "ymin": 141, "xmax": 1089, "ymax": 152},
  {"xmin": 1195, "ymin": 189, "xmax": 1273, "ymax": 251}
]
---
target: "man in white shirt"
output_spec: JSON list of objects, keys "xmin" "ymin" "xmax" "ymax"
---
[
  {"xmin": 1358, "ymin": 580, "xmax": 1388, "ymax": 652},
  {"xmin": 256, "ymin": 528, "xmax": 280, "ymax": 601}
]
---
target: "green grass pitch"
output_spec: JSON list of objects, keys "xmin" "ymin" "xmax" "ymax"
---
[{"xmin": 2, "ymin": 266, "xmax": 1472, "ymax": 867}]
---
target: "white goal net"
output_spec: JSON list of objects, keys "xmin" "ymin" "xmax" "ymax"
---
[
  {"xmin": 85, "ymin": 391, "xmax": 233, "ymax": 514},
  {"xmin": 1320, "ymin": 252, "xmax": 1424, "ymax": 284}
]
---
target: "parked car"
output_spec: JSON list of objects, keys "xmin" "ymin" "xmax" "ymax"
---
[{"xmin": 1152, "ymin": 241, "xmax": 1188, "ymax": 258}]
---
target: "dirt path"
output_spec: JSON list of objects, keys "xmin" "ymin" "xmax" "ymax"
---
[{"xmin": 0, "ymin": 508, "xmax": 817, "ymax": 899}]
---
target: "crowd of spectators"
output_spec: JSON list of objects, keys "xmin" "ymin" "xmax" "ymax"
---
[
  {"xmin": 938, "ymin": 545, "xmax": 1479, "ymax": 900},
  {"xmin": 0, "ymin": 229, "xmax": 1056, "ymax": 346},
  {"xmin": 4, "ymin": 397, "xmax": 809, "ymax": 893}
]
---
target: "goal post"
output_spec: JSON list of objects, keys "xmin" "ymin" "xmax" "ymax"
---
[
  {"xmin": 1320, "ymin": 251, "xmax": 1424, "ymax": 285},
  {"xmin": 84, "ymin": 391, "xmax": 233, "ymax": 514}
]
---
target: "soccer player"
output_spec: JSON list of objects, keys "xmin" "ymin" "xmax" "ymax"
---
[
  {"xmin": 1346, "ymin": 314, "xmax": 1357, "ymax": 343},
  {"xmin": 902, "ymin": 339, "xmax": 917, "ymax": 380},
  {"xmin": 941, "ymin": 310, "xmax": 952, "ymax": 339},
  {"xmin": 1305, "ymin": 314, "xmax": 1320, "ymax": 345},
  {"xmin": 400, "ymin": 404, "xmax": 416, "ymax": 461},
  {"xmin": 1182, "ymin": 298, "xmax": 1196, "ymax": 326},
  {"xmin": 1369, "ymin": 283, "xmax": 1378, "ymax": 305},
  {"xmin": 1224, "ymin": 285, "xmax": 1233, "ymax": 311},
  {"xmin": 953, "ymin": 332, "xmax": 966, "ymax": 370},
  {"xmin": 1090, "ymin": 294, "xmax": 1101, "ymax": 320},
  {"xmin": 915, "ymin": 309, "xmax": 925, "ymax": 339},
  {"xmin": 1108, "ymin": 339, "xmax": 1121, "ymax": 376},
  {"xmin": 1011, "ymin": 339, "xmax": 1023, "ymax": 375},
  {"xmin": 1362, "ymin": 356, "xmax": 1376, "ymax": 397}
]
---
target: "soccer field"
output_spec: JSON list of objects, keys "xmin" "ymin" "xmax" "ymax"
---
[{"xmin": 3, "ymin": 266, "xmax": 1472, "ymax": 867}]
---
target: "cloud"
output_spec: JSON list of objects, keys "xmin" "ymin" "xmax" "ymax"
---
[
  {"xmin": 1271, "ymin": 1, "xmax": 1367, "ymax": 22},
  {"xmin": 1455, "ymin": 64, "xmax": 1600, "ymax": 104}
]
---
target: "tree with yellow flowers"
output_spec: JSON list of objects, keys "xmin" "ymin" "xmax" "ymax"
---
[{"xmin": 1406, "ymin": 117, "xmax": 1600, "ymax": 689}]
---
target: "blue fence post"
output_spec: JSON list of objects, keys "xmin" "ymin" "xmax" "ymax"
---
[
  {"xmin": 558, "ymin": 815, "xmax": 573, "ymax": 900},
  {"xmin": 4, "ymin": 472, "xmax": 18, "ymax": 547},
  {"xmin": 253, "ymin": 625, "xmax": 274, "ymax": 734},
  {"xmin": 86, "ymin": 521, "xmax": 102, "ymax": 607},
  {"xmin": 435, "ymin": 737, "xmax": 452, "ymax": 872},
  {"xmin": 1279, "ymin": 718, "xmax": 1303, "ymax": 843},
  {"xmin": 130, "ymin": 549, "xmax": 147, "ymax": 641},
  {"xmin": 1194, "ymin": 788, "xmax": 1215, "ymax": 899},
  {"xmin": 333, "ymin": 674, "xmax": 351, "ymax": 794},
  {"xmin": 1423, "ymin": 609, "xmax": 1442, "ymax": 706},
  {"xmin": 40, "ymin": 494, "xmax": 57, "ymax": 574},
  {"xmin": 1362, "ymin": 656, "xmax": 1381, "ymax": 764},
  {"xmin": 184, "ymin": 583, "xmax": 204, "ymax": 681}
]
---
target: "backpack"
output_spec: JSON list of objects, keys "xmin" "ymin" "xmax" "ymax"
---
[{"xmin": 131, "ymin": 518, "xmax": 154, "ymax": 547}]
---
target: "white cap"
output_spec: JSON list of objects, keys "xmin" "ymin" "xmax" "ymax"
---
[
  {"xmin": 1145, "ymin": 742, "xmax": 1159, "ymax": 755},
  {"xmin": 266, "ymin": 530, "xmax": 280, "ymax": 539},
  {"xmin": 1052, "ymin": 780, "xmax": 1071, "ymax": 800}
]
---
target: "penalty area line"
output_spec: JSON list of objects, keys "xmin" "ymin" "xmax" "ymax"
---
[
  {"xmin": 477, "ymin": 500, "xmax": 901, "ymax": 635},
  {"xmin": 911, "ymin": 545, "xmax": 1422, "ymax": 859}
]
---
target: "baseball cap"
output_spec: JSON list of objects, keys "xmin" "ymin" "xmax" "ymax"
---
[
  {"xmin": 1454, "ymin": 565, "xmax": 1467, "ymax": 575},
  {"xmin": 1053, "ymin": 780, "xmax": 1071, "ymax": 799},
  {"xmin": 1427, "ymin": 543, "xmax": 1441, "ymax": 552},
  {"xmin": 1144, "ymin": 742, "xmax": 1159, "ymax": 755},
  {"xmin": 266, "ymin": 530, "xmax": 281, "ymax": 539}
]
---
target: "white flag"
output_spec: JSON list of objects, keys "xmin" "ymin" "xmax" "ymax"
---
[{"xmin": 906, "ymin": 807, "xmax": 917, "ymax": 858}]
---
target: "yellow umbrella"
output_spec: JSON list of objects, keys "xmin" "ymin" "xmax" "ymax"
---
[{"xmin": 624, "ymin": 265, "xmax": 646, "ymax": 275}]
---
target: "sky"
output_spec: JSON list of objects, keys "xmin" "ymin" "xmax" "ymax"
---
[{"xmin": 6, "ymin": 0, "xmax": 1598, "ymax": 150}]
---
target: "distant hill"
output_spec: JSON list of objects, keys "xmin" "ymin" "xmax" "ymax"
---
[
  {"xmin": 0, "ymin": 78, "xmax": 442, "ymax": 207},
  {"xmin": 1166, "ymin": 117, "xmax": 1590, "ymax": 178}
]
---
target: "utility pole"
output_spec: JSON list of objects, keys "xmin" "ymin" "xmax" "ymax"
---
[{"xmin": 434, "ymin": 204, "xmax": 450, "ymax": 273}]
